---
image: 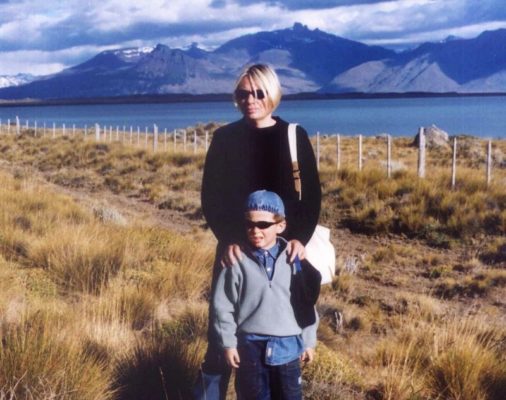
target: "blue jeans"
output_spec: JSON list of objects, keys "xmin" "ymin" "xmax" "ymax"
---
[
  {"xmin": 193, "ymin": 338, "xmax": 232, "ymax": 400},
  {"xmin": 237, "ymin": 340, "xmax": 302, "ymax": 400}
]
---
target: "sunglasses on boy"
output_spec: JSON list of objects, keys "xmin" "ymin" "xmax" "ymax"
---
[
  {"xmin": 245, "ymin": 220, "xmax": 278, "ymax": 230},
  {"xmin": 235, "ymin": 89, "xmax": 267, "ymax": 100}
]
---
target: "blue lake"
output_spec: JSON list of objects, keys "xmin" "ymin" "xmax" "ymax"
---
[{"xmin": 0, "ymin": 95, "xmax": 505, "ymax": 138}]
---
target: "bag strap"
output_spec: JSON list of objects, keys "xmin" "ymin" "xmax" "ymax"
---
[{"xmin": 288, "ymin": 123, "xmax": 302, "ymax": 200}]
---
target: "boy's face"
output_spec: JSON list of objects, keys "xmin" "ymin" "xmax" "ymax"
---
[{"xmin": 245, "ymin": 210, "xmax": 286, "ymax": 249}]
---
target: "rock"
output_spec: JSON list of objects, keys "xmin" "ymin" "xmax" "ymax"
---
[
  {"xmin": 93, "ymin": 205, "xmax": 127, "ymax": 226},
  {"xmin": 343, "ymin": 256, "xmax": 359, "ymax": 274},
  {"xmin": 367, "ymin": 149, "xmax": 380, "ymax": 158},
  {"xmin": 494, "ymin": 147, "xmax": 505, "ymax": 166},
  {"xmin": 412, "ymin": 124, "xmax": 450, "ymax": 148},
  {"xmin": 380, "ymin": 160, "xmax": 406, "ymax": 172}
]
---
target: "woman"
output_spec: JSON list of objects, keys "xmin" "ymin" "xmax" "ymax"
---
[{"xmin": 195, "ymin": 64, "xmax": 321, "ymax": 400}]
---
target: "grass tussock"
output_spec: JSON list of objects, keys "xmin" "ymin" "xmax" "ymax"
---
[
  {"xmin": 111, "ymin": 304, "xmax": 207, "ymax": 400},
  {"xmin": 0, "ymin": 311, "xmax": 113, "ymax": 400},
  {"xmin": 372, "ymin": 315, "xmax": 506, "ymax": 400},
  {"xmin": 29, "ymin": 225, "xmax": 142, "ymax": 294},
  {"xmin": 302, "ymin": 343, "xmax": 362, "ymax": 399},
  {"xmin": 322, "ymin": 166, "xmax": 505, "ymax": 244}
]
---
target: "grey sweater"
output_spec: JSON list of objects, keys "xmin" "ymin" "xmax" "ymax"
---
[{"xmin": 212, "ymin": 246, "xmax": 318, "ymax": 350}]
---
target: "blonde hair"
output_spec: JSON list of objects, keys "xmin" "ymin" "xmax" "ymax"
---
[{"xmin": 234, "ymin": 64, "xmax": 282, "ymax": 111}]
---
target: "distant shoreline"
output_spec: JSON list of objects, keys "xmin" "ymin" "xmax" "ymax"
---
[{"xmin": 1, "ymin": 91, "xmax": 506, "ymax": 108}]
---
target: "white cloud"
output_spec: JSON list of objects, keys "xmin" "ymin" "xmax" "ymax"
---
[
  {"xmin": 0, "ymin": 0, "xmax": 505, "ymax": 74},
  {"xmin": 0, "ymin": 44, "xmax": 120, "ymax": 75},
  {"xmin": 363, "ymin": 20, "xmax": 506, "ymax": 47}
]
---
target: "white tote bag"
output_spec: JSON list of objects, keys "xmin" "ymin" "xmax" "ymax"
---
[{"xmin": 288, "ymin": 123, "xmax": 336, "ymax": 285}]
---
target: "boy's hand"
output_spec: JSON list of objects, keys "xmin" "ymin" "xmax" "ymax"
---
[
  {"xmin": 286, "ymin": 239, "xmax": 305, "ymax": 263},
  {"xmin": 224, "ymin": 348, "xmax": 240, "ymax": 368},
  {"xmin": 220, "ymin": 244, "xmax": 242, "ymax": 268},
  {"xmin": 300, "ymin": 348, "xmax": 315, "ymax": 364}
]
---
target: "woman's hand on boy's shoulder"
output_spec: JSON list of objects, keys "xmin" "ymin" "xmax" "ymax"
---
[
  {"xmin": 286, "ymin": 239, "xmax": 305, "ymax": 263},
  {"xmin": 300, "ymin": 348, "xmax": 315, "ymax": 364},
  {"xmin": 220, "ymin": 244, "xmax": 243, "ymax": 268}
]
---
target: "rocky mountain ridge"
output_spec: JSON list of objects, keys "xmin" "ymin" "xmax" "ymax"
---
[{"xmin": 0, "ymin": 23, "xmax": 505, "ymax": 100}]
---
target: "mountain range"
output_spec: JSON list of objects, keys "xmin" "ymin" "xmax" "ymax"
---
[{"xmin": 1, "ymin": 23, "xmax": 505, "ymax": 100}]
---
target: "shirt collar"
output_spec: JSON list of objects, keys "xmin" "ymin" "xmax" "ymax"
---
[{"xmin": 249, "ymin": 239, "xmax": 281, "ymax": 260}]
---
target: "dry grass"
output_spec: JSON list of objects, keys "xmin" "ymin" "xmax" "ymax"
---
[
  {"xmin": 0, "ymin": 127, "xmax": 504, "ymax": 399},
  {"xmin": 0, "ymin": 170, "xmax": 214, "ymax": 399}
]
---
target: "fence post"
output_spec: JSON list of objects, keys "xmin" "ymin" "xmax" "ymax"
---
[
  {"xmin": 153, "ymin": 124, "xmax": 158, "ymax": 152},
  {"xmin": 63, "ymin": 123, "xmax": 66, "ymax": 136},
  {"xmin": 451, "ymin": 137, "xmax": 457, "ymax": 189},
  {"xmin": 144, "ymin": 127, "xmax": 148, "ymax": 147},
  {"xmin": 417, "ymin": 127, "xmax": 425, "ymax": 178},
  {"xmin": 130, "ymin": 126, "xmax": 133, "ymax": 144},
  {"xmin": 25, "ymin": 119, "xmax": 29, "ymax": 129},
  {"xmin": 316, "ymin": 131, "xmax": 320, "ymax": 170},
  {"xmin": 84, "ymin": 124, "xmax": 88, "ymax": 137},
  {"xmin": 387, "ymin": 135, "xmax": 392, "ymax": 178},
  {"xmin": 183, "ymin": 130, "xmax": 187, "ymax": 152},
  {"xmin": 173, "ymin": 129, "xmax": 177, "ymax": 151},
  {"xmin": 336, "ymin": 134, "xmax": 341, "ymax": 171},
  {"xmin": 95, "ymin": 123, "xmax": 100, "ymax": 141},
  {"xmin": 358, "ymin": 134, "xmax": 363, "ymax": 171},
  {"xmin": 205, "ymin": 130, "xmax": 209, "ymax": 152},
  {"xmin": 34, "ymin": 121, "xmax": 37, "ymax": 137},
  {"xmin": 43, "ymin": 122, "xmax": 46, "ymax": 137},
  {"xmin": 53, "ymin": 122, "xmax": 56, "ymax": 138},
  {"xmin": 193, "ymin": 130, "xmax": 197, "ymax": 154},
  {"xmin": 486, "ymin": 140, "xmax": 492, "ymax": 186},
  {"xmin": 115, "ymin": 126, "xmax": 119, "ymax": 141},
  {"xmin": 16, "ymin": 116, "xmax": 20, "ymax": 135},
  {"xmin": 7, "ymin": 119, "xmax": 10, "ymax": 134}
]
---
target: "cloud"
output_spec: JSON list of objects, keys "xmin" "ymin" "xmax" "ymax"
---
[
  {"xmin": 0, "ymin": 0, "xmax": 505, "ymax": 74},
  {"xmin": 212, "ymin": 0, "xmax": 394, "ymax": 9},
  {"xmin": 363, "ymin": 20, "xmax": 506, "ymax": 48}
]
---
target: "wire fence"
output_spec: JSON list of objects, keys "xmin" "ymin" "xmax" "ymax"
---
[{"xmin": 0, "ymin": 117, "xmax": 500, "ymax": 188}]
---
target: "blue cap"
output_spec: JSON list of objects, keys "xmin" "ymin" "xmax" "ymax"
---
[{"xmin": 245, "ymin": 190, "xmax": 285, "ymax": 217}]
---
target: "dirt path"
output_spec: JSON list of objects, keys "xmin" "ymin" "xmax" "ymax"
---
[{"xmin": 0, "ymin": 158, "xmax": 201, "ymax": 234}]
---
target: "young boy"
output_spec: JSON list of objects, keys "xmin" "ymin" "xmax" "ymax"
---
[{"xmin": 212, "ymin": 190, "xmax": 320, "ymax": 400}]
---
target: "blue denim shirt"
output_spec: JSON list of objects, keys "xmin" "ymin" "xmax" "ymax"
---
[
  {"xmin": 239, "ymin": 333, "xmax": 304, "ymax": 366},
  {"xmin": 250, "ymin": 241, "xmax": 280, "ymax": 280}
]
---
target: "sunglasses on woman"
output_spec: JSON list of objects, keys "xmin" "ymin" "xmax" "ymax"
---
[
  {"xmin": 245, "ymin": 220, "xmax": 278, "ymax": 229},
  {"xmin": 235, "ymin": 89, "xmax": 267, "ymax": 100}
]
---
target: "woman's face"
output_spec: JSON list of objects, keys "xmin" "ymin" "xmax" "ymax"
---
[{"xmin": 236, "ymin": 77, "xmax": 274, "ymax": 127}]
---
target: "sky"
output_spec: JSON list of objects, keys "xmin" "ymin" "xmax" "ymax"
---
[{"xmin": 1, "ymin": 0, "xmax": 506, "ymax": 76}]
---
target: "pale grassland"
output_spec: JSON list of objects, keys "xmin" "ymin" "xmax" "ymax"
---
[{"xmin": 0, "ymin": 128, "xmax": 505, "ymax": 399}]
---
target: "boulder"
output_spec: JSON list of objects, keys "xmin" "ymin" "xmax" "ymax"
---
[{"xmin": 412, "ymin": 124, "xmax": 450, "ymax": 148}]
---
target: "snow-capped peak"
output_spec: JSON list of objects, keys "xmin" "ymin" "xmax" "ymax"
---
[
  {"xmin": 0, "ymin": 73, "xmax": 36, "ymax": 89},
  {"xmin": 114, "ymin": 46, "xmax": 155, "ymax": 60}
]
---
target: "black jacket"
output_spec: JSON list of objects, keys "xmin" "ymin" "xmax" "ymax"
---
[
  {"xmin": 201, "ymin": 117, "xmax": 321, "ymax": 246},
  {"xmin": 290, "ymin": 257, "xmax": 322, "ymax": 328}
]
